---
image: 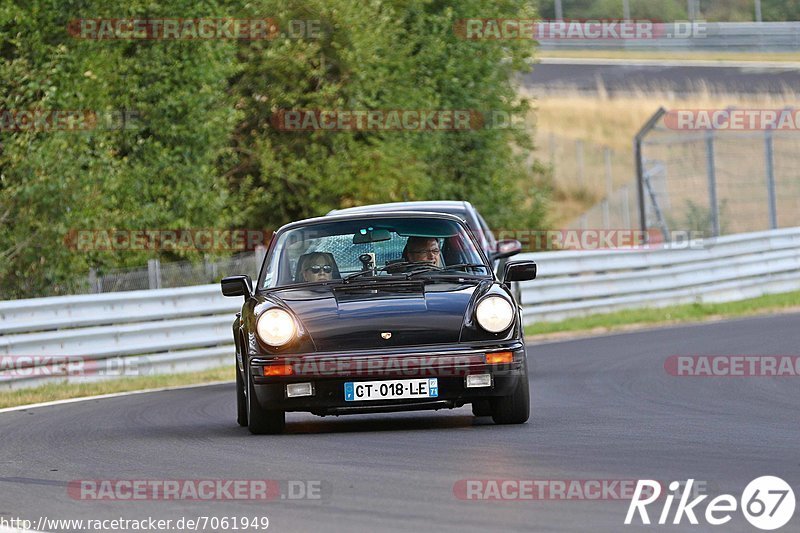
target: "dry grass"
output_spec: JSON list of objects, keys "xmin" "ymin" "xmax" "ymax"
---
[
  {"xmin": 0, "ymin": 366, "xmax": 234, "ymax": 409},
  {"xmin": 536, "ymin": 49, "xmax": 800, "ymax": 63},
  {"xmin": 524, "ymin": 88, "xmax": 800, "ymax": 227}
]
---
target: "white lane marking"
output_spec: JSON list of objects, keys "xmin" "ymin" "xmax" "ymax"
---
[
  {"xmin": 537, "ymin": 57, "xmax": 800, "ymax": 69},
  {"xmin": 0, "ymin": 380, "xmax": 233, "ymax": 414}
]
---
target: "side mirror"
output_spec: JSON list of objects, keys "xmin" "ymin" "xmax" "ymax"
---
[
  {"xmin": 221, "ymin": 275, "xmax": 253, "ymax": 298},
  {"xmin": 492, "ymin": 239, "xmax": 522, "ymax": 261},
  {"xmin": 503, "ymin": 260, "xmax": 537, "ymax": 282}
]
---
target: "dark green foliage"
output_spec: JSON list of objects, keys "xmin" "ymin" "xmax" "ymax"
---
[{"xmin": 1, "ymin": 0, "xmax": 547, "ymax": 298}]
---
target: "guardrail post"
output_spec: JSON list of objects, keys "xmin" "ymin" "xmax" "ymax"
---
[
  {"xmin": 764, "ymin": 129, "xmax": 778, "ymax": 230},
  {"xmin": 147, "ymin": 259, "xmax": 162, "ymax": 290},
  {"xmin": 576, "ymin": 140, "xmax": 585, "ymax": 188},
  {"xmin": 705, "ymin": 132, "xmax": 720, "ymax": 237}
]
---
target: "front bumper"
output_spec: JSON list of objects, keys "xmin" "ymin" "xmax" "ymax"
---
[{"xmin": 248, "ymin": 342, "xmax": 527, "ymax": 416}]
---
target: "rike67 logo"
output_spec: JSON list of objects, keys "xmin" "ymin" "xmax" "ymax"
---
[{"xmin": 625, "ymin": 477, "xmax": 795, "ymax": 530}]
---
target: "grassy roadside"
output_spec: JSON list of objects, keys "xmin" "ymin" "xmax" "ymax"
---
[
  {"xmin": 536, "ymin": 49, "xmax": 800, "ymax": 63},
  {"xmin": 525, "ymin": 290, "xmax": 800, "ymax": 338},
  {"xmin": 0, "ymin": 366, "xmax": 234, "ymax": 410}
]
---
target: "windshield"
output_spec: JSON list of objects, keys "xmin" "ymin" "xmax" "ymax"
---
[{"xmin": 261, "ymin": 216, "xmax": 490, "ymax": 288}]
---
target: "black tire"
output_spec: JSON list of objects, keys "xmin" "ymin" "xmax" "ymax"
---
[
  {"xmin": 246, "ymin": 368, "xmax": 286, "ymax": 435},
  {"xmin": 471, "ymin": 400, "xmax": 492, "ymax": 417},
  {"xmin": 490, "ymin": 368, "xmax": 530, "ymax": 425},
  {"xmin": 236, "ymin": 366, "xmax": 247, "ymax": 427}
]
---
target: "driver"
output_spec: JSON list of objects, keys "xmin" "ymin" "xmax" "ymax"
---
[{"xmin": 402, "ymin": 236, "xmax": 442, "ymax": 267}]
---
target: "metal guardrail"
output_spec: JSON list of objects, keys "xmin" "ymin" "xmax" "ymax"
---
[
  {"xmin": 537, "ymin": 22, "xmax": 800, "ymax": 51},
  {"xmin": 519, "ymin": 227, "xmax": 800, "ymax": 321},
  {"xmin": 2, "ymin": 228, "xmax": 799, "ymax": 389}
]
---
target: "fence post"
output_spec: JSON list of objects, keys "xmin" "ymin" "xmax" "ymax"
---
[
  {"xmin": 147, "ymin": 259, "xmax": 162, "ymax": 290},
  {"xmin": 705, "ymin": 132, "xmax": 720, "ymax": 237},
  {"xmin": 621, "ymin": 185, "xmax": 631, "ymax": 229},
  {"xmin": 603, "ymin": 147, "xmax": 613, "ymax": 227},
  {"xmin": 88, "ymin": 268, "xmax": 101, "ymax": 293},
  {"xmin": 634, "ymin": 107, "xmax": 666, "ymax": 240},
  {"xmin": 764, "ymin": 129, "xmax": 778, "ymax": 230},
  {"xmin": 254, "ymin": 245, "xmax": 267, "ymax": 277}
]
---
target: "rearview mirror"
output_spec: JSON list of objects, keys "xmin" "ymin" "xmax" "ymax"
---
[
  {"xmin": 221, "ymin": 275, "xmax": 253, "ymax": 298},
  {"xmin": 353, "ymin": 228, "xmax": 391, "ymax": 244},
  {"xmin": 492, "ymin": 239, "xmax": 522, "ymax": 260},
  {"xmin": 503, "ymin": 260, "xmax": 537, "ymax": 282}
]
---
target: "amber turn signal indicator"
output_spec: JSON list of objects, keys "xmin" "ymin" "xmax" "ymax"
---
[
  {"xmin": 263, "ymin": 364, "xmax": 293, "ymax": 376},
  {"xmin": 486, "ymin": 351, "xmax": 513, "ymax": 364}
]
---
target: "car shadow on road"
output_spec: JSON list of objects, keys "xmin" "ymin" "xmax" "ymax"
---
[{"xmin": 280, "ymin": 411, "xmax": 495, "ymax": 435}]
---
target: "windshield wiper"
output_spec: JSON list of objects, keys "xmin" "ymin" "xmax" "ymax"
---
[
  {"xmin": 443, "ymin": 263, "xmax": 490, "ymax": 273},
  {"xmin": 407, "ymin": 263, "xmax": 491, "ymax": 278},
  {"xmin": 405, "ymin": 265, "xmax": 444, "ymax": 278},
  {"xmin": 342, "ymin": 269, "xmax": 380, "ymax": 283}
]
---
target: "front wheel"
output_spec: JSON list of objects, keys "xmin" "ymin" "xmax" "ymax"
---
[
  {"xmin": 236, "ymin": 366, "xmax": 247, "ymax": 427},
  {"xmin": 471, "ymin": 400, "xmax": 492, "ymax": 417},
  {"xmin": 246, "ymin": 369, "xmax": 286, "ymax": 435},
  {"xmin": 490, "ymin": 370, "xmax": 530, "ymax": 425}
]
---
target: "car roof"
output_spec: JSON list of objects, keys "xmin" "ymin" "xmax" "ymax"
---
[
  {"xmin": 328, "ymin": 200, "xmax": 472, "ymax": 215},
  {"xmin": 276, "ymin": 210, "xmax": 470, "ymax": 234}
]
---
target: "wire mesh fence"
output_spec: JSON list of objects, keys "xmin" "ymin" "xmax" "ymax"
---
[
  {"xmin": 566, "ymin": 108, "xmax": 800, "ymax": 238},
  {"xmin": 58, "ymin": 252, "xmax": 264, "ymax": 297},
  {"xmin": 638, "ymin": 117, "xmax": 800, "ymax": 238}
]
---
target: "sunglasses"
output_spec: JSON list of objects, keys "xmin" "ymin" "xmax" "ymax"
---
[{"xmin": 305, "ymin": 265, "xmax": 332, "ymax": 274}]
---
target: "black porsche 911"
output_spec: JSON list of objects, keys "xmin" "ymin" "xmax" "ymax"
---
[{"xmin": 221, "ymin": 211, "xmax": 536, "ymax": 434}]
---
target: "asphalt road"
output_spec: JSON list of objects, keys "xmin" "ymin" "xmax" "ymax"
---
[
  {"xmin": 1, "ymin": 314, "xmax": 799, "ymax": 533},
  {"xmin": 522, "ymin": 62, "xmax": 800, "ymax": 95}
]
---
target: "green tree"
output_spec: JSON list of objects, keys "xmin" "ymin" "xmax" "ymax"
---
[
  {"xmin": 226, "ymin": 0, "xmax": 547, "ymax": 232},
  {"xmin": 0, "ymin": 0, "xmax": 238, "ymax": 298}
]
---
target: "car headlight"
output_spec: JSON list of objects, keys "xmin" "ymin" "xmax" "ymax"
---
[
  {"xmin": 475, "ymin": 296, "xmax": 514, "ymax": 333},
  {"xmin": 256, "ymin": 308, "xmax": 296, "ymax": 347}
]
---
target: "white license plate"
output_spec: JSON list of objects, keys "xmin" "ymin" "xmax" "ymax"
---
[{"xmin": 344, "ymin": 378, "xmax": 439, "ymax": 402}]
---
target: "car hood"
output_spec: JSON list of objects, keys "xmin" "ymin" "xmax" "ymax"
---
[{"xmin": 261, "ymin": 279, "xmax": 488, "ymax": 351}]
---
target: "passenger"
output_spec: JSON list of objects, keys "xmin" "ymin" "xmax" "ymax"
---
[{"xmin": 296, "ymin": 252, "xmax": 339, "ymax": 282}]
